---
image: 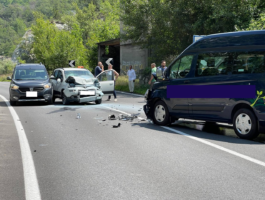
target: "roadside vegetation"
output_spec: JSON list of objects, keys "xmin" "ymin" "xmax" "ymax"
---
[{"xmin": 115, "ymin": 76, "xmax": 149, "ymax": 95}]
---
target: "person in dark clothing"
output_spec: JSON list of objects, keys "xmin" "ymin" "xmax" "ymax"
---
[{"xmin": 94, "ymin": 62, "xmax": 104, "ymax": 77}]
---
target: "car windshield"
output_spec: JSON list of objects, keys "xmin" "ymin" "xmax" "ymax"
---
[
  {"xmin": 14, "ymin": 69, "xmax": 48, "ymax": 80},
  {"xmin": 64, "ymin": 70, "xmax": 94, "ymax": 79}
]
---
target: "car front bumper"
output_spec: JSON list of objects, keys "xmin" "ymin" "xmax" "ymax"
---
[{"xmin": 10, "ymin": 88, "xmax": 53, "ymax": 102}]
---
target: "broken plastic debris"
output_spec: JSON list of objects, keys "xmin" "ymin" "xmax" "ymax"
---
[
  {"xmin": 76, "ymin": 113, "xmax": 81, "ymax": 119},
  {"xmin": 118, "ymin": 114, "xmax": 138, "ymax": 121},
  {"xmin": 108, "ymin": 114, "xmax": 116, "ymax": 120},
  {"xmin": 113, "ymin": 123, "xmax": 121, "ymax": 128}
]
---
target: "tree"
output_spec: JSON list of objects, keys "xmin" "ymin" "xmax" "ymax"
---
[
  {"xmin": 120, "ymin": 0, "xmax": 263, "ymax": 63},
  {"xmin": 31, "ymin": 17, "xmax": 88, "ymax": 72}
]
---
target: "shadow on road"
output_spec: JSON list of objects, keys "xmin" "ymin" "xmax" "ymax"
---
[{"xmin": 131, "ymin": 120, "xmax": 265, "ymax": 145}]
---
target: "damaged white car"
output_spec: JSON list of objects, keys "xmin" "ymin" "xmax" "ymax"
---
[{"xmin": 50, "ymin": 68, "xmax": 115, "ymax": 105}]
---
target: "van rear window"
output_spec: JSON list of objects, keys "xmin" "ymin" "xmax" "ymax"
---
[{"xmin": 196, "ymin": 51, "xmax": 265, "ymax": 77}]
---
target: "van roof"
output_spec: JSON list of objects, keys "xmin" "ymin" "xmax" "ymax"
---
[
  {"xmin": 15, "ymin": 64, "xmax": 46, "ymax": 69},
  {"xmin": 187, "ymin": 30, "xmax": 265, "ymax": 52}
]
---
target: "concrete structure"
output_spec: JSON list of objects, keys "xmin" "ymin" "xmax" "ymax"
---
[{"xmin": 97, "ymin": 39, "xmax": 150, "ymax": 77}]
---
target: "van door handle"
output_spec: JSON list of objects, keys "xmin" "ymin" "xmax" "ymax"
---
[{"xmin": 184, "ymin": 80, "xmax": 190, "ymax": 84}]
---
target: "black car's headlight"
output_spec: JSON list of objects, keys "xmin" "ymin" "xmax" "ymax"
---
[
  {"xmin": 11, "ymin": 84, "xmax": 19, "ymax": 90},
  {"xmin": 44, "ymin": 83, "xmax": 51, "ymax": 89}
]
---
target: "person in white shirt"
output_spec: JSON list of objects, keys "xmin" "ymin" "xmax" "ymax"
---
[{"xmin": 127, "ymin": 65, "xmax": 136, "ymax": 93}]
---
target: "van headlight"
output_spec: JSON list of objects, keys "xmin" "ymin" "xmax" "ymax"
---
[
  {"xmin": 11, "ymin": 84, "xmax": 19, "ymax": 90},
  {"xmin": 44, "ymin": 83, "xmax": 51, "ymax": 89}
]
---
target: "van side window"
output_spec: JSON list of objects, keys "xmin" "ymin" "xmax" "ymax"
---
[
  {"xmin": 169, "ymin": 55, "xmax": 193, "ymax": 79},
  {"xmin": 196, "ymin": 52, "xmax": 233, "ymax": 77},
  {"xmin": 234, "ymin": 51, "xmax": 265, "ymax": 74}
]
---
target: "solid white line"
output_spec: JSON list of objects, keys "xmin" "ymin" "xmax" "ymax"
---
[
  {"xmin": 0, "ymin": 95, "xmax": 41, "ymax": 200},
  {"xmin": 163, "ymin": 126, "xmax": 265, "ymax": 167},
  {"xmin": 103, "ymin": 105, "xmax": 265, "ymax": 167}
]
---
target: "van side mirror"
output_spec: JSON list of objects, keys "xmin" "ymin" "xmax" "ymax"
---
[
  {"xmin": 156, "ymin": 68, "xmax": 163, "ymax": 80},
  {"xmin": 7, "ymin": 76, "xmax": 11, "ymax": 80}
]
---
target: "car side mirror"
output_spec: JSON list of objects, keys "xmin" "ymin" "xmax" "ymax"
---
[
  {"xmin": 50, "ymin": 75, "xmax": 55, "ymax": 79},
  {"xmin": 156, "ymin": 68, "xmax": 163, "ymax": 80},
  {"xmin": 57, "ymin": 78, "xmax": 61, "ymax": 83},
  {"xmin": 7, "ymin": 76, "xmax": 11, "ymax": 80}
]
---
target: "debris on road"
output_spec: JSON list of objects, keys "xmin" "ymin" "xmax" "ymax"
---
[
  {"xmin": 108, "ymin": 114, "xmax": 116, "ymax": 120},
  {"xmin": 113, "ymin": 123, "xmax": 121, "ymax": 128},
  {"xmin": 76, "ymin": 113, "xmax": 81, "ymax": 119},
  {"xmin": 34, "ymin": 150, "xmax": 36, "ymax": 152}
]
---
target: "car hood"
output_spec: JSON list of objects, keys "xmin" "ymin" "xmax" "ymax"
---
[
  {"xmin": 12, "ymin": 79, "xmax": 49, "ymax": 87},
  {"xmin": 71, "ymin": 76, "xmax": 96, "ymax": 85}
]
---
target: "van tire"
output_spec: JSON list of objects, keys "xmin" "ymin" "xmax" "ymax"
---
[
  {"xmin": 233, "ymin": 108, "xmax": 259, "ymax": 139},
  {"xmin": 152, "ymin": 100, "xmax": 170, "ymax": 126},
  {"xmin": 10, "ymin": 100, "xmax": 16, "ymax": 106}
]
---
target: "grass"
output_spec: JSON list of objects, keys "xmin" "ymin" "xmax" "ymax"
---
[
  {"xmin": 115, "ymin": 76, "xmax": 149, "ymax": 95},
  {"xmin": 0, "ymin": 74, "xmax": 11, "ymax": 82}
]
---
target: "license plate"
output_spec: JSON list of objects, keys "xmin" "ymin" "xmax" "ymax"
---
[
  {"xmin": 27, "ymin": 92, "xmax": 36, "ymax": 97},
  {"xmin": 80, "ymin": 91, "xmax": 95, "ymax": 95}
]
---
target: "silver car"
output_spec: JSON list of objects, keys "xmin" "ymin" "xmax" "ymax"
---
[{"xmin": 50, "ymin": 68, "xmax": 115, "ymax": 105}]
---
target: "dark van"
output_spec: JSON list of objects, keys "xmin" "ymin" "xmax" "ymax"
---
[
  {"xmin": 144, "ymin": 30, "xmax": 265, "ymax": 140},
  {"xmin": 7, "ymin": 63, "xmax": 53, "ymax": 105}
]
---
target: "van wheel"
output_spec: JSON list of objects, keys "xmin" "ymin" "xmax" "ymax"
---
[
  {"xmin": 152, "ymin": 100, "xmax": 170, "ymax": 126},
  {"xmin": 233, "ymin": 108, "xmax": 259, "ymax": 139}
]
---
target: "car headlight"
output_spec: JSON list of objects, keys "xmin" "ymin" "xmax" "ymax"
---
[
  {"xmin": 11, "ymin": 84, "xmax": 19, "ymax": 90},
  {"xmin": 94, "ymin": 81, "xmax": 100, "ymax": 88},
  {"xmin": 44, "ymin": 84, "xmax": 51, "ymax": 89}
]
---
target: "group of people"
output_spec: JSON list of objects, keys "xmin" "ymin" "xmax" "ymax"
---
[
  {"xmin": 94, "ymin": 62, "xmax": 119, "ymax": 102},
  {"xmin": 94, "ymin": 60, "xmax": 167, "ymax": 101}
]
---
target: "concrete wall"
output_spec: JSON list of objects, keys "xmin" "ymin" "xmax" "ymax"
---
[{"xmin": 120, "ymin": 44, "xmax": 148, "ymax": 77}]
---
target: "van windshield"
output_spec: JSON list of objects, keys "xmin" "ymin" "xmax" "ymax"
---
[{"xmin": 14, "ymin": 69, "xmax": 48, "ymax": 80}]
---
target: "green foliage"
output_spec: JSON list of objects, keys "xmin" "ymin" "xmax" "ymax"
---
[
  {"xmin": 121, "ymin": 0, "xmax": 264, "ymax": 63},
  {"xmin": 31, "ymin": 18, "xmax": 88, "ymax": 72},
  {"xmin": 0, "ymin": 59, "xmax": 15, "ymax": 75}
]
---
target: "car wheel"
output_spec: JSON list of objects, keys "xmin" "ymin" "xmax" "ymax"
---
[
  {"xmin": 95, "ymin": 99, "xmax": 102, "ymax": 104},
  {"xmin": 10, "ymin": 99, "xmax": 16, "ymax": 106},
  {"xmin": 233, "ymin": 108, "xmax": 259, "ymax": 139},
  {"xmin": 62, "ymin": 92, "xmax": 69, "ymax": 105},
  {"xmin": 152, "ymin": 100, "xmax": 170, "ymax": 126}
]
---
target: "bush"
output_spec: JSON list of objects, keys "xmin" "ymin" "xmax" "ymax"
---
[
  {"xmin": 0, "ymin": 60, "xmax": 15, "ymax": 75},
  {"xmin": 115, "ymin": 76, "xmax": 149, "ymax": 95}
]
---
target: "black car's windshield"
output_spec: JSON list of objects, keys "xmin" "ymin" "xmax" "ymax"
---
[
  {"xmin": 65, "ymin": 70, "xmax": 94, "ymax": 79},
  {"xmin": 14, "ymin": 69, "xmax": 48, "ymax": 80}
]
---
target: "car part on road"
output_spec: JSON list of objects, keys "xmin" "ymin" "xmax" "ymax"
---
[
  {"xmin": 108, "ymin": 114, "xmax": 116, "ymax": 120},
  {"xmin": 113, "ymin": 123, "xmax": 121, "ymax": 128},
  {"xmin": 76, "ymin": 113, "xmax": 81, "ymax": 119},
  {"xmin": 233, "ymin": 108, "xmax": 258, "ymax": 139}
]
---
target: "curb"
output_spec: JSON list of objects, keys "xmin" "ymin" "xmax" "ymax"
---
[{"xmin": 116, "ymin": 90, "xmax": 144, "ymax": 97}]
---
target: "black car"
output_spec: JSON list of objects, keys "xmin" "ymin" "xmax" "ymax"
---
[
  {"xmin": 144, "ymin": 30, "xmax": 265, "ymax": 140},
  {"xmin": 7, "ymin": 63, "xmax": 53, "ymax": 105}
]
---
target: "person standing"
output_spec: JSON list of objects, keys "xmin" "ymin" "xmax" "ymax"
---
[
  {"xmin": 94, "ymin": 62, "xmax": 104, "ymax": 77},
  {"xmin": 158, "ymin": 60, "xmax": 167, "ymax": 77},
  {"xmin": 148, "ymin": 63, "xmax": 157, "ymax": 88},
  {"xmin": 106, "ymin": 64, "xmax": 119, "ymax": 102},
  {"xmin": 127, "ymin": 65, "xmax": 136, "ymax": 93}
]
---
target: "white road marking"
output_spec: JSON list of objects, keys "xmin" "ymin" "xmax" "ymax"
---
[
  {"xmin": 103, "ymin": 105, "xmax": 265, "ymax": 168},
  {"xmin": 101, "ymin": 105, "xmax": 145, "ymax": 120},
  {"xmin": 0, "ymin": 95, "xmax": 41, "ymax": 200}
]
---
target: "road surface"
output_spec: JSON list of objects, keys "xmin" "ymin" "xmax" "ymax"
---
[{"xmin": 1, "ymin": 82, "xmax": 265, "ymax": 200}]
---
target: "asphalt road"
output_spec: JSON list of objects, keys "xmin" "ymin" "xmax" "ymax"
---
[{"xmin": 1, "ymin": 82, "xmax": 265, "ymax": 200}]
